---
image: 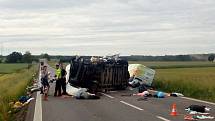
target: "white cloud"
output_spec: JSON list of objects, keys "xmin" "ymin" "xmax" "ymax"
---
[{"xmin": 0, "ymin": 0, "xmax": 215, "ymax": 55}]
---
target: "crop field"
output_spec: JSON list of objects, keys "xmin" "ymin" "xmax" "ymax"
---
[
  {"xmin": 0, "ymin": 63, "xmax": 29, "ymax": 74},
  {"xmin": 0, "ymin": 64, "xmax": 37, "ymax": 121},
  {"xmin": 154, "ymin": 67, "xmax": 215, "ymax": 102},
  {"xmin": 130, "ymin": 61, "xmax": 215, "ymax": 102},
  {"xmin": 129, "ymin": 61, "xmax": 215, "ymax": 69}
]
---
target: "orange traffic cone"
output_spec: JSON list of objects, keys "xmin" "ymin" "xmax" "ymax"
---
[{"xmin": 170, "ymin": 103, "xmax": 177, "ymax": 116}]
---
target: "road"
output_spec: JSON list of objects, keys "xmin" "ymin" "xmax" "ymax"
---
[{"xmin": 26, "ymin": 64, "xmax": 215, "ymax": 121}]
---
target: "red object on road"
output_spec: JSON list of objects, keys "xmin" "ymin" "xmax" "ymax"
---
[{"xmin": 170, "ymin": 103, "xmax": 177, "ymax": 116}]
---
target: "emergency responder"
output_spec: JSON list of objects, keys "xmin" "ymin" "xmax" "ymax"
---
[{"xmin": 54, "ymin": 63, "xmax": 62, "ymax": 96}]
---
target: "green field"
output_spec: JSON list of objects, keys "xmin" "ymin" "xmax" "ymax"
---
[
  {"xmin": 129, "ymin": 61, "xmax": 215, "ymax": 69},
  {"xmin": 130, "ymin": 61, "xmax": 215, "ymax": 102},
  {"xmin": 0, "ymin": 64, "xmax": 29, "ymax": 74},
  {"xmin": 0, "ymin": 64, "xmax": 37, "ymax": 121},
  {"xmin": 154, "ymin": 67, "xmax": 215, "ymax": 102}
]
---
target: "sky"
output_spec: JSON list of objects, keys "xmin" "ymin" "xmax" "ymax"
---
[{"xmin": 0, "ymin": 0, "xmax": 215, "ymax": 56}]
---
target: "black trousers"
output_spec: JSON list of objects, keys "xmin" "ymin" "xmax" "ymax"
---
[
  {"xmin": 61, "ymin": 77, "xmax": 67, "ymax": 95},
  {"xmin": 54, "ymin": 79, "xmax": 61, "ymax": 96}
]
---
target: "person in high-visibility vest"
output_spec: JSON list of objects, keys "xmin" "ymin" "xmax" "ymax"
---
[{"xmin": 54, "ymin": 63, "xmax": 62, "ymax": 96}]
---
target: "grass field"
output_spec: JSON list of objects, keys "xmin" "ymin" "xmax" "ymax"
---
[
  {"xmin": 0, "ymin": 64, "xmax": 29, "ymax": 74},
  {"xmin": 129, "ymin": 61, "xmax": 215, "ymax": 102},
  {"xmin": 0, "ymin": 64, "xmax": 37, "ymax": 121},
  {"xmin": 154, "ymin": 67, "xmax": 215, "ymax": 102},
  {"xmin": 129, "ymin": 61, "xmax": 215, "ymax": 69}
]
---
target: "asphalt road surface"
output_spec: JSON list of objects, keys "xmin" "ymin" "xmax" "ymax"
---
[{"xmin": 26, "ymin": 64, "xmax": 215, "ymax": 121}]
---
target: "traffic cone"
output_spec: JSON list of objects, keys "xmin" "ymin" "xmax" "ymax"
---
[{"xmin": 170, "ymin": 103, "xmax": 177, "ymax": 116}]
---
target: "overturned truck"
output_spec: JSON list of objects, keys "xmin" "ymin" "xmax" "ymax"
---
[{"xmin": 68, "ymin": 57, "xmax": 130, "ymax": 92}]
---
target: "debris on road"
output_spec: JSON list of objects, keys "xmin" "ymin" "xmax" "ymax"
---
[
  {"xmin": 186, "ymin": 105, "xmax": 211, "ymax": 113},
  {"xmin": 184, "ymin": 115, "xmax": 214, "ymax": 120},
  {"xmin": 9, "ymin": 93, "xmax": 35, "ymax": 110},
  {"xmin": 128, "ymin": 64, "xmax": 156, "ymax": 87},
  {"xmin": 26, "ymin": 84, "xmax": 41, "ymax": 93},
  {"xmin": 184, "ymin": 105, "xmax": 214, "ymax": 120},
  {"xmin": 169, "ymin": 92, "xmax": 184, "ymax": 97},
  {"xmin": 66, "ymin": 84, "xmax": 100, "ymax": 99},
  {"xmin": 133, "ymin": 91, "xmax": 150, "ymax": 97},
  {"xmin": 153, "ymin": 91, "xmax": 166, "ymax": 98},
  {"xmin": 184, "ymin": 115, "xmax": 198, "ymax": 120}
]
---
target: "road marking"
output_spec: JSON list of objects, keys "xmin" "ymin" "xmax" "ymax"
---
[
  {"xmin": 101, "ymin": 93, "xmax": 115, "ymax": 99},
  {"xmin": 120, "ymin": 101, "xmax": 144, "ymax": 111},
  {"xmin": 156, "ymin": 116, "xmax": 171, "ymax": 121},
  {"xmin": 33, "ymin": 91, "xmax": 42, "ymax": 121},
  {"xmin": 181, "ymin": 97, "xmax": 215, "ymax": 106},
  {"xmin": 33, "ymin": 65, "xmax": 42, "ymax": 121}
]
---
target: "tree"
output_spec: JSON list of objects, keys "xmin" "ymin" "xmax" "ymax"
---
[
  {"xmin": 23, "ymin": 51, "xmax": 33, "ymax": 63},
  {"xmin": 208, "ymin": 54, "xmax": 215, "ymax": 62},
  {"xmin": 40, "ymin": 53, "xmax": 50, "ymax": 61},
  {"xmin": 6, "ymin": 52, "xmax": 23, "ymax": 63}
]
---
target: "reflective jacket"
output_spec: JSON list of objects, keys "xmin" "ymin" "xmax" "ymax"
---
[{"xmin": 56, "ymin": 68, "xmax": 62, "ymax": 79}]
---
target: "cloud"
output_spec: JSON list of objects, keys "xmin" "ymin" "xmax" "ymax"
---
[{"xmin": 0, "ymin": 0, "xmax": 215, "ymax": 55}]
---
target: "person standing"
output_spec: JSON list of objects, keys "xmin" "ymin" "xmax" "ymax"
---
[
  {"xmin": 41, "ymin": 65, "xmax": 50, "ymax": 100},
  {"xmin": 60, "ymin": 63, "xmax": 67, "ymax": 95},
  {"xmin": 54, "ymin": 63, "xmax": 62, "ymax": 96}
]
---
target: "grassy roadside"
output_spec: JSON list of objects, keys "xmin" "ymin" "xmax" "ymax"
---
[
  {"xmin": 0, "ymin": 64, "xmax": 29, "ymax": 74},
  {"xmin": 0, "ymin": 65, "xmax": 37, "ymax": 121}
]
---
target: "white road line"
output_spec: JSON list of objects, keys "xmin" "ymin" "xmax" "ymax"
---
[
  {"xmin": 120, "ymin": 101, "xmax": 144, "ymax": 111},
  {"xmin": 181, "ymin": 97, "xmax": 215, "ymax": 106},
  {"xmin": 33, "ymin": 65, "xmax": 42, "ymax": 121},
  {"xmin": 33, "ymin": 91, "xmax": 42, "ymax": 121},
  {"xmin": 156, "ymin": 116, "xmax": 171, "ymax": 121},
  {"xmin": 101, "ymin": 93, "xmax": 115, "ymax": 99}
]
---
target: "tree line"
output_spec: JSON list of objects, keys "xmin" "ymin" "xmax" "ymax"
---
[
  {"xmin": 0, "ymin": 51, "xmax": 50, "ymax": 63},
  {"xmin": 122, "ymin": 54, "xmax": 215, "ymax": 62},
  {"xmin": 0, "ymin": 51, "xmax": 214, "ymax": 63}
]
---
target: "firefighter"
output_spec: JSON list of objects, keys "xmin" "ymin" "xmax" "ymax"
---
[{"xmin": 54, "ymin": 63, "xmax": 62, "ymax": 96}]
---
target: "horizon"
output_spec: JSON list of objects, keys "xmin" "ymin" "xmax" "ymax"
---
[{"xmin": 1, "ymin": 52, "xmax": 214, "ymax": 57}]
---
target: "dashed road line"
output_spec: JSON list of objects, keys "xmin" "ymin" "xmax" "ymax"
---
[
  {"xmin": 120, "ymin": 101, "xmax": 144, "ymax": 111},
  {"xmin": 156, "ymin": 116, "xmax": 171, "ymax": 121},
  {"xmin": 101, "ymin": 93, "xmax": 115, "ymax": 99}
]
